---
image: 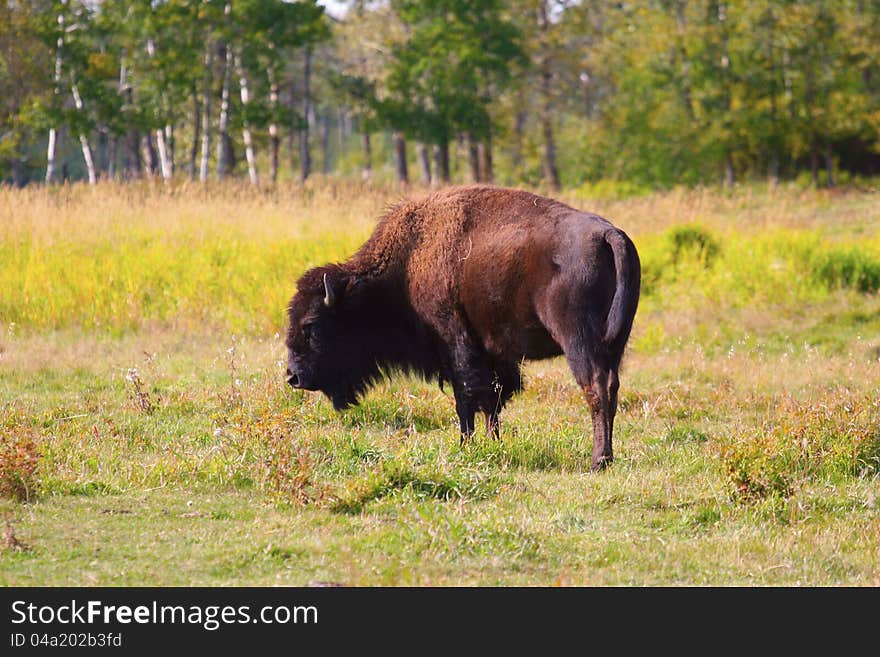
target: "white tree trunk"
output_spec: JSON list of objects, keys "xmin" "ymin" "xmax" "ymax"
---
[
  {"xmin": 78, "ymin": 133, "xmax": 97, "ymax": 185},
  {"xmin": 46, "ymin": 128, "xmax": 59, "ymax": 184},
  {"xmin": 144, "ymin": 37, "xmax": 172, "ymax": 182},
  {"xmin": 216, "ymin": 3, "xmax": 233, "ymax": 180},
  {"xmin": 155, "ymin": 128, "xmax": 172, "ymax": 181},
  {"xmin": 268, "ymin": 66, "xmax": 279, "ymax": 182},
  {"xmin": 71, "ymin": 84, "xmax": 96, "ymax": 185},
  {"xmin": 46, "ymin": 14, "xmax": 64, "ymax": 184},
  {"xmin": 199, "ymin": 47, "xmax": 213, "ymax": 182},
  {"xmin": 216, "ymin": 46, "xmax": 232, "ymax": 179},
  {"xmin": 236, "ymin": 53, "xmax": 258, "ymax": 185}
]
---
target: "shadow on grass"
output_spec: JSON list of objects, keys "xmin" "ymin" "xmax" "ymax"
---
[
  {"xmin": 330, "ymin": 459, "xmax": 503, "ymax": 514},
  {"xmin": 340, "ymin": 397, "xmax": 450, "ymax": 433},
  {"xmin": 458, "ymin": 427, "xmax": 594, "ymax": 473}
]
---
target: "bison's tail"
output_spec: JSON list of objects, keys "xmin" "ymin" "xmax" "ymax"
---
[{"xmin": 602, "ymin": 229, "xmax": 641, "ymax": 346}]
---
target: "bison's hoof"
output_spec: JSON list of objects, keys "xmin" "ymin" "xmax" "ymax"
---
[{"xmin": 590, "ymin": 456, "xmax": 613, "ymax": 472}]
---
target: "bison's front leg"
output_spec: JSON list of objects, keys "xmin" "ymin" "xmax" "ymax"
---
[
  {"xmin": 453, "ymin": 384, "xmax": 477, "ymax": 445},
  {"xmin": 448, "ymin": 337, "xmax": 495, "ymax": 445}
]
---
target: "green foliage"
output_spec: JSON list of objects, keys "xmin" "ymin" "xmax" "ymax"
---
[
  {"xmin": 536, "ymin": 0, "xmax": 880, "ymax": 188},
  {"xmin": 378, "ymin": 0, "xmax": 525, "ymax": 145},
  {"xmin": 665, "ymin": 225, "xmax": 721, "ymax": 267},
  {"xmin": 808, "ymin": 246, "xmax": 880, "ymax": 294},
  {"xmin": 0, "ymin": 0, "xmax": 50, "ymax": 181},
  {"xmin": 638, "ymin": 224, "xmax": 721, "ymax": 296},
  {"xmin": 3, "ymin": 1, "xmax": 880, "ymax": 186},
  {"xmin": 570, "ymin": 179, "xmax": 652, "ymax": 201}
]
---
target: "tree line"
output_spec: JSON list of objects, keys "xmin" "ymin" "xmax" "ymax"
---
[{"xmin": 1, "ymin": 0, "xmax": 879, "ymax": 190}]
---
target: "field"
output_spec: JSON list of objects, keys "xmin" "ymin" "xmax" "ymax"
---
[{"xmin": 1, "ymin": 180, "xmax": 879, "ymax": 585}]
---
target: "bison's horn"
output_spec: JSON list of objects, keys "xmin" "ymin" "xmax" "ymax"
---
[{"xmin": 323, "ymin": 273, "xmax": 336, "ymax": 307}]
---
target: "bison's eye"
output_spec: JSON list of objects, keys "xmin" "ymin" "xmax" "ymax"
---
[{"xmin": 301, "ymin": 322, "xmax": 315, "ymax": 342}]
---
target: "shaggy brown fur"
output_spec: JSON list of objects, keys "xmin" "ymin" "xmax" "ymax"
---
[{"xmin": 286, "ymin": 185, "xmax": 640, "ymax": 470}]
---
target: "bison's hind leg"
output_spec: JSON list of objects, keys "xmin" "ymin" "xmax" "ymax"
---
[{"xmin": 565, "ymin": 350, "xmax": 618, "ymax": 471}]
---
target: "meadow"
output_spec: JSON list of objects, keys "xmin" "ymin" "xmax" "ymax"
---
[{"xmin": 1, "ymin": 180, "xmax": 879, "ymax": 585}]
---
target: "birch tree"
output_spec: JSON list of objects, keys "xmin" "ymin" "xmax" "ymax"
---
[
  {"xmin": 70, "ymin": 81, "xmax": 96, "ymax": 183},
  {"xmin": 235, "ymin": 51, "xmax": 258, "ymax": 184},
  {"xmin": 45, "ymin": 9, "xmax": 66, "ymax": 183},
  {"xmin": 215, "ymin": 1, "xmax": 232, "ymax": 179},
  {"xmin": 199, "ymin": 42, "xmax": 213, "ymax": 181}
]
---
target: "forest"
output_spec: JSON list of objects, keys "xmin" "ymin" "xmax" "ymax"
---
[{"xmin": 2, "ymin": 0, "xmax": 879, "ymax": 190}]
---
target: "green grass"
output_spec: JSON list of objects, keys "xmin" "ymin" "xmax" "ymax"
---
[{"xmin": 2, "ymin": 181, "xmax": 880, "ymax": 585}]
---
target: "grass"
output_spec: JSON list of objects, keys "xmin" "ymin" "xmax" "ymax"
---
[{"xmin": 1, "ymin": 180, "xmax": 879, "ymax": 585}]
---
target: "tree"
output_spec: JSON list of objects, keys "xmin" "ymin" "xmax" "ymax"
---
[
  {"xmin": 235, "ymin": 0, "xmax": 329, "ymax": 182},
  {"xmin": 377, "ymin": 0, "xmax": 525, "ymax": 183}
]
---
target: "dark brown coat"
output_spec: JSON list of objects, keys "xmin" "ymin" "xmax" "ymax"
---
[{"xmin": 286, "ymin": 185, "xmax": 640, "ymax": 470}]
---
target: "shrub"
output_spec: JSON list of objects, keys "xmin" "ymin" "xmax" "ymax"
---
[
  {"xmin": 638, "ymin": 224, "xmax": 721, "ymax": 296},
  {"xmin": 721, "ymin": 393, "xmax": 880, "ymax": 501},
  {"xmin": 226, "ymin": 407, "xmax": 327, "ymax": 506},
  {"xmin": 808, "ymin": 247, "xmax": 880, "ymax": 293},
  {"xmin": 665, "ymin": 224, "xmax": 720, "ymax": 267}
]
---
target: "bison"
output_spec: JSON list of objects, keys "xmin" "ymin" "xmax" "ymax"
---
[{"xmin": 285, "ymin": 185, "xmax": 640, "ymax": 471}]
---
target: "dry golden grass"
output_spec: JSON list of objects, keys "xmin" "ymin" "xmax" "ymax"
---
[{"xmin": 3, "ymin": 179, "xmax": 877, "ymax": 243}]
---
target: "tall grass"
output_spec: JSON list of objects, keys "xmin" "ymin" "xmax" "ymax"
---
[
  {"xmin": 1, "ymin": 181, "xmax": 878, "ymax": 333},
  {"xmin": 639, "ymin": 227, "xmax": 880, "ymax": 309}
]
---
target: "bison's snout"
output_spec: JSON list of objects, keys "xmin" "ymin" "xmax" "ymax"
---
[
  {"xmin": 286, "ymin": 366, "xmax": 317, "ymax": 391},
  {"xmin": 286, "ymin": 369, "xmax": 301, "ymax": 388}
]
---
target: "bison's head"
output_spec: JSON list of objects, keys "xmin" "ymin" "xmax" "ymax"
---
[{"xmin": 285, "ymin": 266, "xmax": 364, "ymax": 410}]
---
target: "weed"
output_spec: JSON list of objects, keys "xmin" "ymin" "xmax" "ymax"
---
[
  {"xmin": 261, "ymin": 433, "xmax": 325, "ymax": 507},
  {"xmin": 2, "ymin": 519, "xmax": 30, "ymax": 553},
  {"xmin": 665, "ymin": 426, "xmax": 709, "ymax": 443},
  {"xmin": 808, "ymin": 246, "xmax": 880, "ymax": 293},
  {"xmin": 0, "ymin": 429, "xmax": 40, "ymax": 502},
  {"xmin": 125, "ymin": 368, "xmax": 153, "ymax": 413}
]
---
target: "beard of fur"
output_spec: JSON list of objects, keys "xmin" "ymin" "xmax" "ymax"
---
[
  {"xmin": 320, "ymin": 344, "xmax": 385, "ymax": 411},
  {"xmin": 319, "ymin": 323, "xmax": 442, "ymax": 411},
  {"xmin": 296, "ymin": 272, "xmax": 443, "ymax": 412}
]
